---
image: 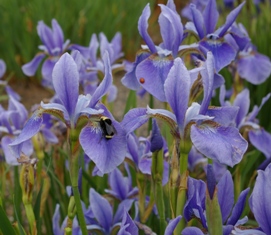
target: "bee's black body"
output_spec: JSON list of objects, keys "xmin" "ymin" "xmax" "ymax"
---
[{"xmin": 99, "ymin": 116, "xmax": 116, "ymax": 140}]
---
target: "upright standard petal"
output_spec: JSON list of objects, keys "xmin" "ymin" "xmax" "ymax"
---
[
  {"xmin": 52, "ymin": 53, "xmax": 79, "ymax": 121},
  {"xmin": 164, "ymin": 216, "xmax": 182, "ymax": 235},
  {"xmin": 191, "ymin": 121, "xmax": 248, "ymax": 167},
  {"xmin": 233, "ymin": 89, "xmax": 250, "ymax": 127},
  {"xmin": 138, "ymin": 4, "xmax": 156, "ymax": 53},
  {"xmin": 203, "ymin": 0, "xmax": 219, "ymax": 34},
  {"xmin": 249, "ymin": 164, "xmax": 271, "ymax": 234},
  {"xmin": 158, "ymin": 4, "xmax": 183, "ymax": 56},
  {"xmin": 117, "ymin": 211, "xmax": 138, "ymax": 235},
  {"xmin": 190, "ymin": 4, "xmax": 205, "ymax": 39},
  {"xmin": 89, "ymin": 188, "xmax": 113, "ymax": 232},
  {"xmin": 89, "ymin": 51, "xmax": 112, "ymax": 108},
  {"xmin": 217, "ymin": 171, "xmax": 234, "ymax": 223},
  {"xmin": 164, "ymin": 57, "xmax": 190, "ymax": 133}
]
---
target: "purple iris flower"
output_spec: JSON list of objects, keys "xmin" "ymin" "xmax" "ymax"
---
[
  {"xmin": 0, "ymin": 59, "xmax": 21, "ymax": 100},
  {"xmin": 123, "ymin": 52, "xmax": 247, "ymax": 167},
  {"xmin": 105, "ymin": 166, "xmax": 138, "ymax": 201},
  {"xmin": 22, "ymin": 19, "xmax": 70, "ymax": 88},
  {"xmin": 85, "ymin": 188, "xmax": 134, "ymax": 234},
  {"xmin": 70, "ymin": 32, "xmax": 122, "ymax": 102},
  {"xmin": 126, "ymin": 133, "xmax": 169, "ymax": 185},
  {"xmin": 121, "ymin": 0, "xmax": 184, "ymax": 101},
  {"xmin": 187, "ymin": 0, "xmax": 245, "ymax": 72},
  {"xmin": 220, "ymin": 86, "xmax": 271, "ymax": 164},
  {"xmin": 183, "ymin": 170, "xmax": 250, "ymax": 234},
  {"xmin": 249, "ymin": 163, "xmax": 271, "ymax": 235},
  {"xmin": 10, "ymin": 51, "xmax": 126, "ymax": 174}
]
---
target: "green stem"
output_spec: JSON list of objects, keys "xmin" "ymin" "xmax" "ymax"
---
[
  {"xmin": 24, "ymin": 203, "xmax": 36, "ymax": 235},
  {"xmin": 69, "ymin": 130, "xmax": 88, "ymax": 235},
  {"xmin": 152, "ymin": 150, "xmax": 166, "ymax": 234},
  {"xmin": 136, "ymin": 172, "xmax": 146, "ymax": 222}
]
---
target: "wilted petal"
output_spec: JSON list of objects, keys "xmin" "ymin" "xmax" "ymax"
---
[
  {"xmin": 227, "ymin": 188, "xmax": 250, "ymax": 225},
  {"xmin": 138, "ymin": 4, "xmax": 156, "ymax": 53},
  {"xmin": 249, "ymin": 164, "xmax": 271, "ymax": 234},
  {"xmin": 217, "ymin": 171, "xmax": 234, "ymax": 223},
  {"xmin": 22, "ymin": 53, "xmax": 46, "ymax": 76},
  {"xmin": 80, "ymin": 120, "xmax": 126, "ymax": 174},
  {"xmin": 191, "ymin": 121, "xmax": 248, "ymax": 167},
  {"xmin": 89, "ymin": 188, "xmax": 113, "ymax": 232},
  {"xmin": 164, "ymin": 215, "xmax": 182, "ymax": 235},
  {"xmin": 52, "ymin": 53, "xmax": 79, "ymax": 120},
  {"xmin": 249, "ymin": 129, "xmax": 271, "ymax": 159},
  {"xmin": 164, "ymin": 57, "xmax": 190, "ymax": 132},
  {"xmin": 237, "ymin": 53, "xmax": 271, "ymax": 85},
  {"xmin": 136, "ymin": 54, "xmax": 174, "ymax": 101}
]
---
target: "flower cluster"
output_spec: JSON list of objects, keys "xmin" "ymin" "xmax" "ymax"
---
[{"xmin": 0, "ymin": 0, "xmax": 271, "ymax": 234}]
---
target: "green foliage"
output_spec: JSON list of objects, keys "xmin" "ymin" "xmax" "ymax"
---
[{"xmin": 0, "ymin": 0, "xmax": 152, "ymax": 78}]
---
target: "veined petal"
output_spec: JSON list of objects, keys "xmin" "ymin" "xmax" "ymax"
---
[
  {"xmin": 191, "ymin": 121, "xmax": 248, "ymax": 167},
  {"xmin": 89, "ymin": 51, "xmax": 112, "ymax": 108},
  {"xmin": 52, "ymin": 53, "xmax": 79, "ymax": 120},
  {"xmin": 203, "ymin": 0, "xmax": 218, "ymax": 34},
  {"xmin": 249, "ymin": 164, "xmax": 271, "ymax": 234},
  {"xmin": 118, "ymin": 211, "xmax": 138, "ymax": 235},
  {"xmin": 138, "ymin": 4, "xmax": 156, "ymax": 53},
  {"xmin": 158, "ymin": 4, "xmax": 183, "ymax": 56},
  {"xmin": 89, "ymin": 188, "xmax": 113, "ymax": 232},
  {"xmin": 218, "ymin": 2, "xmax": 245, "ymax": 37},
  {"xmin": 190, "ymin": 4, "xmax": 205, "ymax": 39},
  {"xmin": 249, "ymin": 129, "xmax": 271, "ymax": 159},
  {"xmin": 122, "ymin": 108, "xmax": 148, "ymax": 134},
  {"xmin": 227, "ymin": 188, "xmax": 250, "ymax": 226},
  {"xmin": 80, "ymin": 120, "xmax": 126, "ymax": 174},
  {"xmin": 52, "ymin": 19, "xmax": 64, "ymax": 52},
  {"xmin": 113, "ymin": 199, "xmax": 134, "ymax": 224},
  {"xmin": 164, "ymin": 57, "xmax": 190, "ymax": 131},
  {"xmin": 164, "ymin": 216, "xmax": 182, "ymax": 235},
  {"xmin": 9, "ymin": 111, "xmax": 43, "ymax": 158},
  {"xmin": 22, "ymin": 53, "xmax": 46, "ymax": 76},
  {"xmin": 237, "ymin": 53, "xmax": 271, "ymax": 85},
  {"xmin": 217, "ymin": 171, "xmax": 234, "ymax": 223},
  {"xmin": 206, "ymin": 106, "xmax": 239, "ymax": 126},
  {"xmin": 37, "ymin": 20, "xmax": 54, "ymax": 53},
  {"xmin": 121, "ymin": 51, "xmax": 151, "ymax": 90},
  {"xmin": 233, "ymin": 89, "xmax": 250, "ymax": 127},
  {"xmin": 199, "ymin": 52, "xmax": 215, "ymax": 114},
  {"xmin": 136, "ymin": 54, "xmax": 174, "ymax": 101},
  {"xmin": 199, "ymin": 40, "xmax": 236, "ymax": 72},
  {"xmin": 108, "ymin": 168, "xmax": 129, "ymax": 200}
]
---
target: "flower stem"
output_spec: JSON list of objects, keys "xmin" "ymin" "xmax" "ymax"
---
[
  {"xmin": 152, "ymin": 150, "xmax": 166, "ymax": 234},
  {"xmin": 136, "ymin": 172, "xmax": 146, "ymax": 222},
  {"xmin": 69, "ymin": 130, "xmax": 88, "ymax": 235}
]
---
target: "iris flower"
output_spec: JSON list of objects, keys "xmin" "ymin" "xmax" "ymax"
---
[
  {"xmin": 10, "ymin": 51, "xmax": 126, "ymax": 174},
  {"xmin": 22, "ymin": 19, "xmax": 70, "ymax": 88},
  {"xmin": 122, "ymin": 52, "xmax": 247, "ymax": 167}
]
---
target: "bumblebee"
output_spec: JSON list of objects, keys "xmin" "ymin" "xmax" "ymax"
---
[{"xmin": 99, "ymin": 116, "xmax": 116, "ymax": 140}]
